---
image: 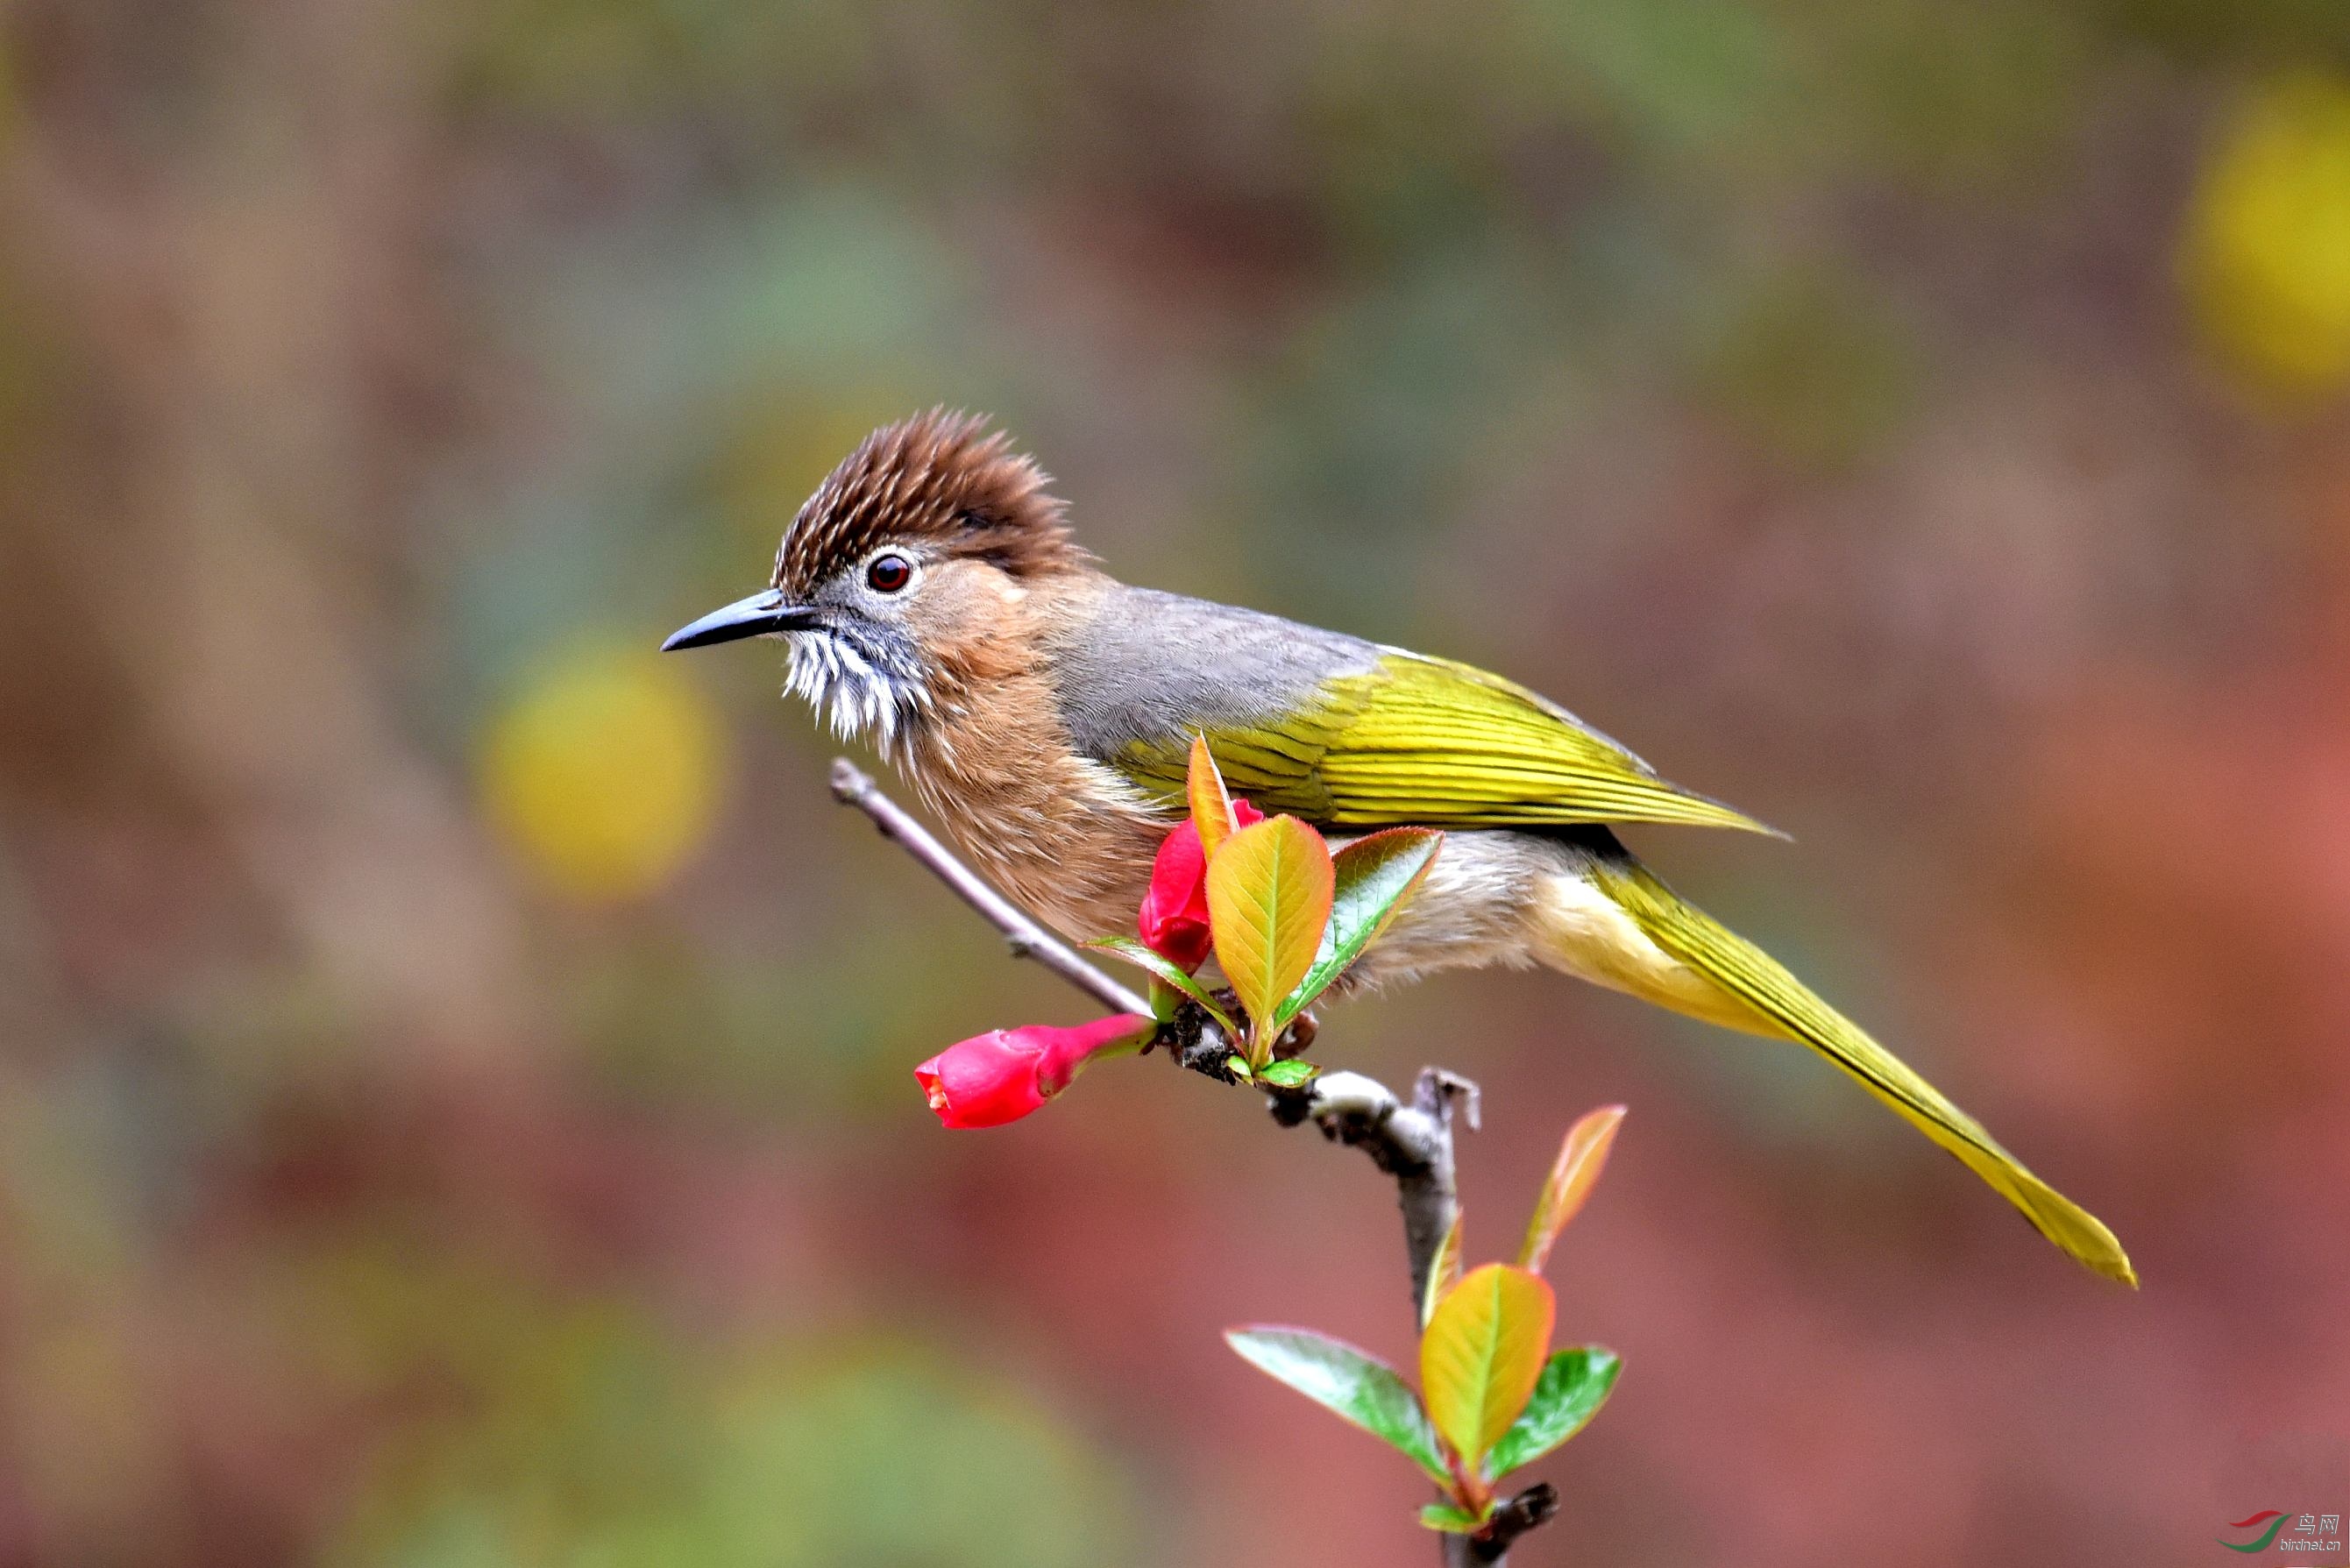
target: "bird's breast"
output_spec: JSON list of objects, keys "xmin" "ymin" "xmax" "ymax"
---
[{"xmin": 896, "ymin": 678, "xmax": 1171, "ymax": 946}]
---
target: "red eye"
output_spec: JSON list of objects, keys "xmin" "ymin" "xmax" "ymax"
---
[{"xmin": 866, "ymin": 553, "xmax": 912, "ymax": 593}]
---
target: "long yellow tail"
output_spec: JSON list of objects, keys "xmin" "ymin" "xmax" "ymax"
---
[{"xmin": 1569, "ymin": 857, "xmax": 2136, "ymax": 1287}]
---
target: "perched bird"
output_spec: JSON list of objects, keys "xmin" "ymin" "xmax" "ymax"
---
[{"xmin": 664, "ymin": 410, "xmax": 2134, "ymax": 1286}]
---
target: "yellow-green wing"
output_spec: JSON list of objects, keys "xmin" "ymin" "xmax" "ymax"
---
[
  {"xmin": 1110, "ymin": 650, "xmax": 1777, "ymax": 835},
  {"xmin": 1595, "ymin": 859, "xmax": 2138, "ymax": 1286}
]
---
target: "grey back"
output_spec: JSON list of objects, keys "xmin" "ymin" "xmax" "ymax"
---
[{"xmin": 1045, "ymin": 585, "xmax": 1380, "ymax": 762}]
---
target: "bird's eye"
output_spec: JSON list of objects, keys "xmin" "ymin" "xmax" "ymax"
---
[{"xmin": 866, "ymin": 553, "xmax": 912, "ymax": 593}]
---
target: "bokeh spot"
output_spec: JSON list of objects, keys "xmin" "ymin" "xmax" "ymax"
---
[
  {"xmin": 2183, "ymin": 72, "xmax": 2350, "ymax": 398},
  {"xmin": 480, "ymin": 642, "xmax": 728, "ymax": 902}
]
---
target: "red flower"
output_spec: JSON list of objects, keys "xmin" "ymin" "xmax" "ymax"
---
[
  {"xmin": 914, "ymin": 1013, "xmax": 1153, "ymax": 1129},
  {"xmin": 1138, "ymin": 799, "xmax": 1265, "ymax": 972}
]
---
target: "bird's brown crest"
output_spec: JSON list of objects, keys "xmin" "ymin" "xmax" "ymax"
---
[{"xmin": 773, "ymin": 410, "xmax": 1088, "ymax": 593}]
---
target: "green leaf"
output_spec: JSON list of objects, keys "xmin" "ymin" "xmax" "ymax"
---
[
  {"xmin": 1419, "ymin": 1264, "xmax": 1556, "ymax": 1466},
  {"xmin": 1083, "ymin": 937, "xmax": 1239, "ymax": 1036},
  {"xmin": 1227, "ymin": 1056, "xmax": 1253, "ymax": 1082},
  {"xmin": 1518, "ymin": 1104, "xmax": 1625, "ymax": 1275},
  {"xmin": 1485, "ymin": 1348, "xmax": 1622, "ymax": 1479},
  {"xmin": 1420, "ymin": 1211, "xmax": 1464, "ymax": 1330},
  {"xmin": 1273, "ymin": 828, "xmax": 1443, "ymax": 1031},
  {"xmin": 1419, "ymin": 1504, "xmax": 1484, "ymax": 1534},
  {"xmin": 1257, "ymin": 1058, "xmax": 1317, "ymax": 1088},
  {"xmin": 1206, "ymin": 817, "xmax": 1334, "ymax": 1061},
  {"xmin": 1225, "ymin": 1328, "xmax": 1449, "ymax": 1484},
  {"xmin": 1188, "ymin": 735, "xmax": 1238, "ymax": 860}
]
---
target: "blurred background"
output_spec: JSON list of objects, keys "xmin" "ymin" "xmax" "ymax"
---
[{"xmin": 3, "ymin": 0, "xmax": 2348, "ymax": 1563}]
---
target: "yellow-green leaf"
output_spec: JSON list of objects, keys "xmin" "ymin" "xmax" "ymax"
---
[
  {"xmin": 1206, "ymin": 816, "xmax": 1334, "ymax": 1059},
  {"xmin": 1188, "ymin": 735, "xmax": 1238, "ymax": 859},
  {"xmin": 1419, "ymin": 1264, "xmax": 1555, "ymax": 1465},
  {"xmin": 1518, "ymin": 1105, "xmax": 1625, "ymax": 1275}
]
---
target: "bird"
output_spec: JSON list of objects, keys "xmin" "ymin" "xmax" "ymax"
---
[{"xmin": 663, "ymin": 409, "xmax": 2134, "ymax": 1286}]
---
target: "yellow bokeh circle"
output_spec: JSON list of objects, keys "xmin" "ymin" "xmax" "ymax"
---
[
  {"xmin": 480, "ymin": 642, "xmax": 729, "ymax": 902},
  {"xmin": 2183, "ymin": 72, "xmax": 2350, "ymax": 397}
]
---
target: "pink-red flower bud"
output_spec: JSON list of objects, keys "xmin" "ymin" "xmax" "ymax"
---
[
  {"xmin": 1138, "ymin": 799, "xmax": 1265, "ymax": 972},
  {"xmin": 913, "ymin": 1013, "xmax": 1152, "ymax": 1129}
]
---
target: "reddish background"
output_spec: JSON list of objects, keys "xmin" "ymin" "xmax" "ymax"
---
[{"xmin": 3, "ymin": 2, "xmax": 2348, "ymax": 1564}]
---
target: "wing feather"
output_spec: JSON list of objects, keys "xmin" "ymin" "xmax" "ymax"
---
[{"xmin": 1104, "ymin": 646, "xmax": 1776, "ymax": 835}]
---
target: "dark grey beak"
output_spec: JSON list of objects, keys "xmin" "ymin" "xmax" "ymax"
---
[{"xmin": 661, "ymin": 590, "xmax": 818, "ymax": 652}]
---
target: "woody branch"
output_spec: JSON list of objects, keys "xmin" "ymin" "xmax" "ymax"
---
[{"xmin": 827, "ymin": 758, "xmax": 1556, "ymax": 1565}]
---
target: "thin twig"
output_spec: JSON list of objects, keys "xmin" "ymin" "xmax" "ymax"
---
[{"xmin": 827, "ymin": 757, "xmax": 1547, "ymax": 1564}]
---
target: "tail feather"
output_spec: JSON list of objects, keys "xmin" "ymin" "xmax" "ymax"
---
[{"xmin": 1587, "ymin": 859, "xmax": 2137, "ymax": 1288}]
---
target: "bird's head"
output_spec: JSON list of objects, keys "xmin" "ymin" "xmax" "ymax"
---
[{"xmin": 663, "ymin": 410, "xmax": 1089, "ymax": 751}]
